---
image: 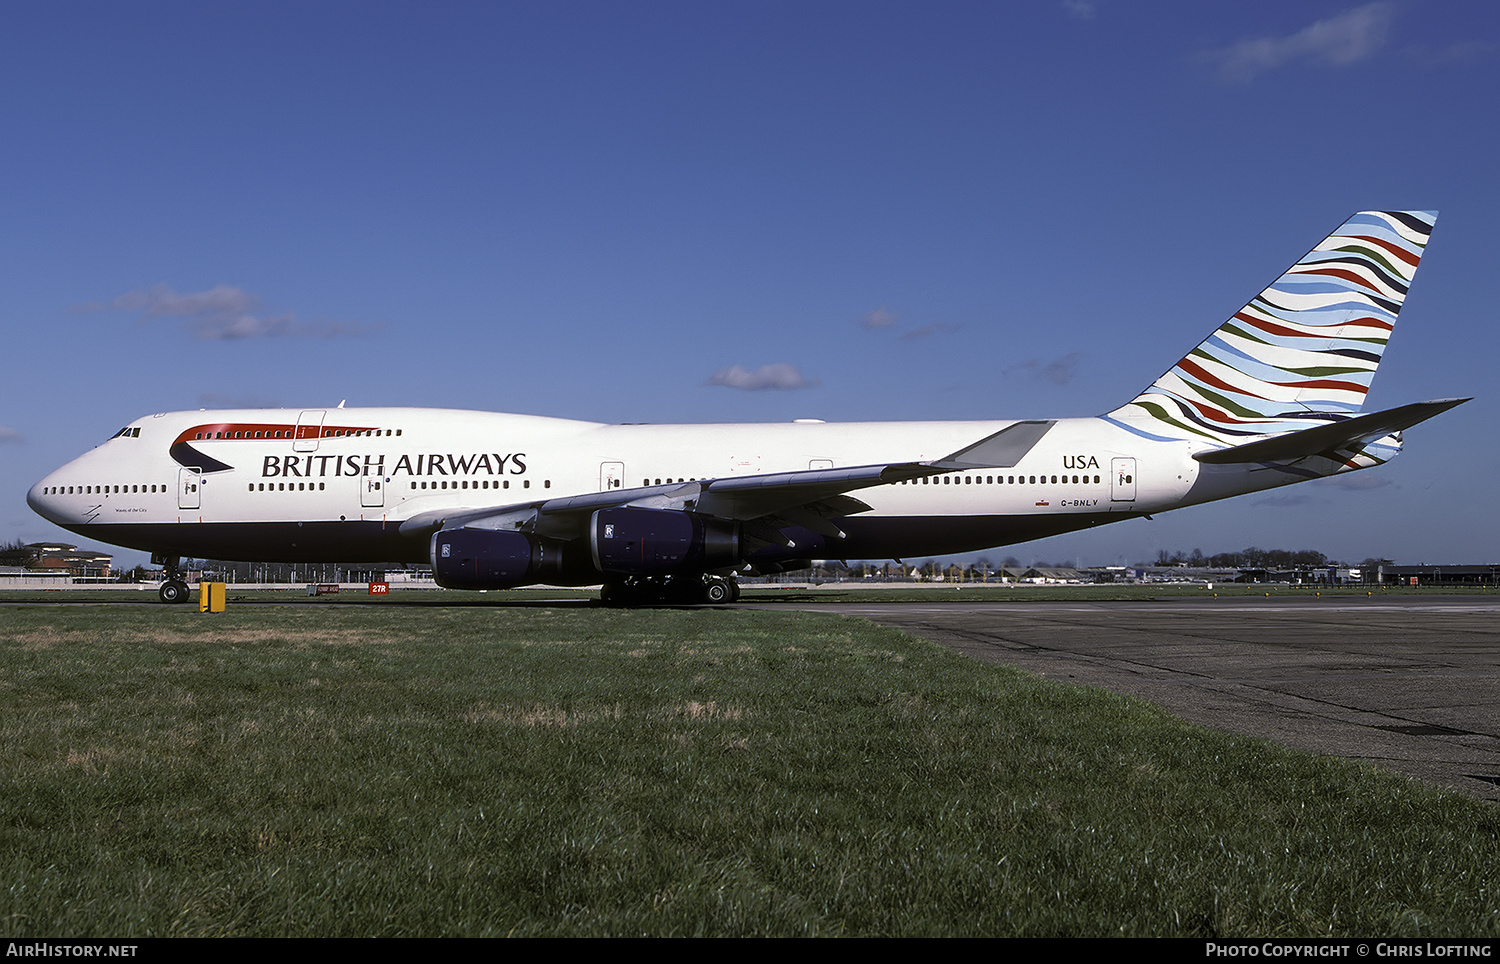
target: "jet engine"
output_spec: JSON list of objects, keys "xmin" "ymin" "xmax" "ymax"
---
[
  {"xmin": 589, "ymin": 507, "xmax": 740, "ymax": 575},
  {"xmin": 431, "ymin": 528, "xmax": 542, "ymax": 590},
  {"xmin": 430, "ymin": 507, "xmax": 744, "ymax": 590}
]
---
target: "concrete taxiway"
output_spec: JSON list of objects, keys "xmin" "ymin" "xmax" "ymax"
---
[{"xmin": 755, "ymin": 595, "xmax": 1500, "ymax": 802}]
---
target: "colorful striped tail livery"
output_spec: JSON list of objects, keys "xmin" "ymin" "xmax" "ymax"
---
[{"xmin": 1108, "ymin": 211, "xmax": 1439, "ymax": 446}]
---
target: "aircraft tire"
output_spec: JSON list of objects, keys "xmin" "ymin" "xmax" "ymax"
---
[
  {"xmin": 159, "ymin": 580, "xmax": 190, "ymax": 604},
  {"xmin": 600, "ymin": 582, "xmax": 643, "ymax": 608},
  {"xmin": 702, "ymin": 579, "xmax": 730, "ymax": 604}
]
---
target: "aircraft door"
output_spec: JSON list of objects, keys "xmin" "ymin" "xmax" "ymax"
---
[
  {"xmin": 1111, "ymin": 457, "xmax": 1136, "ymax": 502},
  {"xmin": 178, "ymin": 467, "xmax": 201, "ymax": 509},
  {"xmin": 600, "ymin": 461, "xmax": 625, "ymax": 490},
  {"xmin": 294, "ymin": 410, "xmax": 326, "ymax": 452},
  {"xmin": 361, "ymin": 475, "xmax": 385, "ymax": 508}
]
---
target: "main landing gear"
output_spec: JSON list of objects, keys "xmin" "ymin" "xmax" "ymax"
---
[
  {"xmin": 153, "ymin": 554, "xmax": 191, "ymax": 604},
  {"xmin": 599, "ymin": 574, "xmax": 740, "ymax": 608}
]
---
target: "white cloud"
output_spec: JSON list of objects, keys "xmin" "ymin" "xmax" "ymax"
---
[
  {"xmin": 1062, "ymin": 0, "xmax": 1097, "ymax": 22},
  {"xmin": 1008, "ymin": 351, "xmax": 1083, "ymax": 385},
  {"xmin": 1251, "ymin": 492, "xmax": 1315, "ymax": 507},
  {"xmin": 112, "ymin": 283, "xmax": 256, "ymax": 319},
  {"xmin": 1322, "ymin": 471, "xmax": 1394, "ymax": 491},
  {"xmin": 195, "ymin": 311, "xmax": 300, "ymax": 340},
  {"xmin": 706, "ymin": 363, "xmax": 819, "ymax": 391},
  {"xmin": 1404, "ymin": 39, "xmax": 1500, "ymax": 67},
  {"xmin": 0, "ymin": 426, "xmax": 21, "ymax": 443},
  {"xmin": 1204, "ymin": 2, "xmax": 1395, "ymax": 82},
  {"xmin": 863, "ymin": 307, "xmax": 963, "ymax": 339},
  {"xmin": 94, "ymin": 284, "xmax": 377, "ymax": 340},
  {"xmin": 902, "ymin": 322, "xmax": 961, "ymax": 340}
]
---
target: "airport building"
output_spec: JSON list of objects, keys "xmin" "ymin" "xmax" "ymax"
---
[
  {"xmin": 1369, "ymin": 564, "xmax": 1500, "ymax": 587},
  {"xmin": 9, "ymin": 542, "xmax": 113, "ymax": 579}
]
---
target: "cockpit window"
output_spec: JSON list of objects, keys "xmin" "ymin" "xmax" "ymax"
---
[{"xmin": 109, "ymin": 427, "xmax": 141, "ymax": 440}]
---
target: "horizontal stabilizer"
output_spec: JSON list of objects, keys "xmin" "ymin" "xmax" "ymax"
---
[{"xmin": 1192, "ymin": 398, "xmax": 1469, "ymax": 464}]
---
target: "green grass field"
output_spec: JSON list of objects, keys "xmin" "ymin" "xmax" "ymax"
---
[{"xmin": 1, "ymin": 600, "xmax": 1496, "ymax": 936}]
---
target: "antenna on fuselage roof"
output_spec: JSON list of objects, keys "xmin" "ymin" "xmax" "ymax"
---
[{"xmin": 337, "ymin": 400, "xmax": 346, "ymax": 408}]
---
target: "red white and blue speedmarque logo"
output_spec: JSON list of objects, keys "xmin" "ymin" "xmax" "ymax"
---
[{"xmin": 169, "ymin": 422, "xmax": 378, "ymax": 473}]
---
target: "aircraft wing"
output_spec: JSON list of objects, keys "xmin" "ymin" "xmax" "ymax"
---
[
  {"xmin": 397, "ymin": 460, "xmax": 949, "ymax": 545},
  {"xmin": 1192, "ymin": 398, "xmax": 1470, "ymax": 465}
]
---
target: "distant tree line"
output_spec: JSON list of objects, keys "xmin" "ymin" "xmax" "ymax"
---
[
  {"xmin": 1150, "ymin": 547, "xmax": 1394, "ymax": 570},
  {"xmin": 0, "ymin": 539, "xmax": 29, "ymax": 567}
]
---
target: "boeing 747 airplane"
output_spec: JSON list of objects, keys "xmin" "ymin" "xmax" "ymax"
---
[{"xmin": 29, "ymin": 211, "xmax": 1466, "ymax": 604}]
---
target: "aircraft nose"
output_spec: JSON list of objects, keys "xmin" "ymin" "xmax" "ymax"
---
[{"xmin": 27, "ymin": 477, "xmax": 65, "ymax": 525}]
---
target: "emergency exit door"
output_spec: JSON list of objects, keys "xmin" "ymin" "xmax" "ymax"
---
[
  {"xmin": 1111, "ymin": 457, "xmax": 1136, "ymax": 502},
  {"xmin": 600, "ymin": 462, "xmax": 625, "ymax": 490},
  {"xmin": 294, "ymin": 410, "xmax": 326, "ymax": 452},
  {"xmin": 178, "ymin": 467, "xmax": 201, "ymax": 509},
  {"xmin": 361, "ymin": 475, "xmax": 384, "ymax": 507}
]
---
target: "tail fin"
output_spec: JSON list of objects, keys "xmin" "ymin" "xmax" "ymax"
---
[{"xmin": 1106, "ymin": 211, "xmax": 1437, "ymax": 443}]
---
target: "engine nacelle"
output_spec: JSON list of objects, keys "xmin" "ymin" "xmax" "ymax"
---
[
  {"xmin": 590, "ymin": 507, "xmax": 740, "ymax": 576},
  {"xmin": 431, "ymin": 528, "xmax": 538, "ymax": 589},
  {"xmin": 432, "ymin": 510, "xmax": 743, "ymax": 589}
]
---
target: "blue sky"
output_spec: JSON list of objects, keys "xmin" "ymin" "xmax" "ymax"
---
[{"xmin": 4, "ymin": 1, "xmax": 1496, "ymax": 568}]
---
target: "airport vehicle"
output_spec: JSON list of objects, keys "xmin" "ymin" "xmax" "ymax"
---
[{"xmin": 29, "ymin": 211, "xmax": 1465, "ymax": 604}]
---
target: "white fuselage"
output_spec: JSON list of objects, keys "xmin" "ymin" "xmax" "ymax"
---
[{"xmin": 26, "ymin": 405, "xmax": 1244, "ymax": 567}]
